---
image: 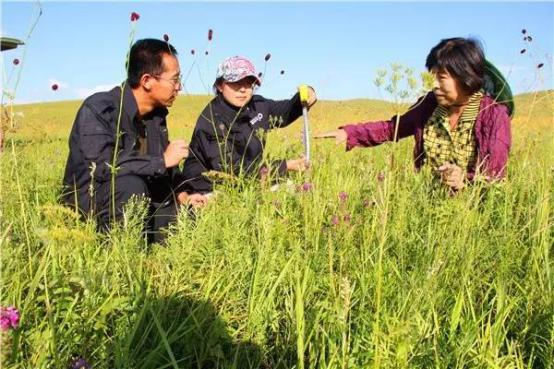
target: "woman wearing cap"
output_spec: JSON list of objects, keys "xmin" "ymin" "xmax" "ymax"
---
[
  {"xmin": 182, "ymin": 55, "xmax": 317, "ymax": 195},
  {"xmin": 316, "ymin": 37, "xmax": 512, "ymax": 190}
]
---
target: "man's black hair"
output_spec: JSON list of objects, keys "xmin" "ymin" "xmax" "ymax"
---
[{"xmin": 127, "ymin": 38, "xmax": 178, "ymax": 88}]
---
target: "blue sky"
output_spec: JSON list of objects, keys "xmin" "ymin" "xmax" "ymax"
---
[{"xmin": 2, "ymin": 1, "xmax": 553, "ymax": 104}]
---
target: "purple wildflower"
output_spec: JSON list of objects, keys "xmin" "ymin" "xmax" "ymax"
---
[
  {"xmin": 331, "ymin": 215, "xmax": 340, "ymax": 226},
  {"xmin": 51, "ymin": 83, "xmax": 59, "ymax": 91},
  {"xmin": 0, "ymin": 306, "xmax": 20, "ymax": 331},
  {"xmin": 259, "ymin": 166, "xmax": 269, "ymax": 176},
  {"xmin": 299, "ymin": 182, "xmax": 313, "ymax": 192},
  {"xmin": 343, "ymin": 213, "xmax": 352, "ymax": 224},
  {"xmin": 13, "ymin": 58, "xmax": 20, "ymax": 66},
  {"xmin": 130, "ymin": 12, "xmax": 140, "ymax": 22},
  {"xmin": 338, "ymin": 191, "xmax": 348, "ymax": 203},
  {"xmin": 520, "ymin": 49, "xmax": 526, "ymax": 54},
  {"xmin": 70, "ymin": 357, "xmax": 91, "ymax": 369}
]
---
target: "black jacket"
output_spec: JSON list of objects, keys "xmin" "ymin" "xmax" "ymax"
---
[
  {"xmin": 182, "ymin": 93, "xmax": 303, "ymax": 193},
  {"xmin": 62, "ymin": 85, "xmax": 183, "ymax": 213}
]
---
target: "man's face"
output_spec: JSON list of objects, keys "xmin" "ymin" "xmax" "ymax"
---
[
  {"xmin": 216, "ymin": 77, "xmax": 256, "ymax": 108},
  {"xmin": 150, "ymin": 53, "xmax": 182, "ymax": 107}
]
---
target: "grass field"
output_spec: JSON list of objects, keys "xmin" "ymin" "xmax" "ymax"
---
[{"xmin": 1, "ymin": 90, "xmax": 553, "ymax": 368}]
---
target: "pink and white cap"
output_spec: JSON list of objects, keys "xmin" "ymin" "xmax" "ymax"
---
[{"xmin": 215, "ymin": 56, "xmax": 261, "ymax": 86}]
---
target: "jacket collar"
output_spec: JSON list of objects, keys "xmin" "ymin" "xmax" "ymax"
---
[
  {"xmin": 213, "ymin": 93, "xmax": 253, "ymax": 122},
  {"xmin": 121, "ymin": 82, "xmax": 169, "ymax": 123}
]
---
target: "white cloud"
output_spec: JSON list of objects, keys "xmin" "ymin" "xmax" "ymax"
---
[{"xmin": 75, "ymin": 84, "xmax": 118, "ymax": 99}]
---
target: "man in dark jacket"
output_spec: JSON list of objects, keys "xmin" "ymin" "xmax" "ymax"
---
[
  {"xmin": 62, "ymin": 38, "xmax": 207, "ymax": 242},
  {"xmin": 182, "ymin": 56, "xmax": 316, "ymax": 194}
]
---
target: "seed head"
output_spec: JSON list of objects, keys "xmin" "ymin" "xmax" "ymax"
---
[
  {"xmin": 163, "ymin": 34, "xmax": 169, "ymax": 42},
  {"xmin": 208, "ymin": 29, "xmax": 213, "ymax": 41},
  {"xmin": 264, "ymin": 53, "xmax": 271, "ymax": 62},
  {"xmin": 13, "ymin": 58, "xmax": 20, "ymax": 66},
  {"xmin": 51, "ymin": 83, "xmax": 59, "ymax": 91}
]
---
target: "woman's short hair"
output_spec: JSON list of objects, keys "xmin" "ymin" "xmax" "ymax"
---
[
  {"xmin": 127, "ymin": 39, "xmax": 178, "ymax": 88},
  {"xmin": 425, "ymin": 38, "xmax": 485, "ymax": 95}
]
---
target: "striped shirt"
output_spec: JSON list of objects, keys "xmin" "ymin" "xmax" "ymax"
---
[{"xmin": 423, "ymin": 91, "xmax": 483, "ymax": 171}]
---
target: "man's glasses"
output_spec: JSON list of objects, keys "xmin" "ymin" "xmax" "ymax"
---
[{"xmin": 153, "ymin": 74, "xmax": 183, "ymax": 87}]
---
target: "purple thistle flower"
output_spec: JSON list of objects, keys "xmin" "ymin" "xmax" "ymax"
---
[
  {"xmin": 331, "ymin": 215, "xmax": 340, "ymax": 226},
  {"xmin": 130, "ymin": 12, "xmax": 140, "ymax": 22},
  {"xmin": 163, "ymin": 34, "xmax": 169, "ymax": 42},
  {"xmin": 301, "ymin": 182, "xmax": 313, "ymax": 192},
  {"xmin": 0, "ymin": 306, "xmax": 20, "ymax": 331},
  {"xmin": 338, "ymin": 191, "xmax": 348, "ymax": 203},
  {"xmin": 259, "ymin": 166, "xmax": 269, "ymax": 176},
  {"xmin": 70, "ymin": 357, "xmax": 91, "ymax": 369},
  {"xmin": 264, "ymin": 53, "xmax": 271, "ymax": 62},
  {"xmin": 13, "ymin": 58, "xmax": 20, "ymax": 66},
  {"xmin": 343, "ymin": 213, "xmax": 352, "ymax": 224},
  {"xmin": 51, "ymin": 83, "xmax": 59, "ymax": 91}
]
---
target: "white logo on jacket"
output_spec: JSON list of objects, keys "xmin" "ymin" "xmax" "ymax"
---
[{"xmin": 250, "ymin": 113, "xmax": 263, "ymax": 125}]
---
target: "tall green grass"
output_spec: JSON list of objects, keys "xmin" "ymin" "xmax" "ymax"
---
[{"xmin": 1, "ymin": 92, "xmax": 552, "ymax": 368}]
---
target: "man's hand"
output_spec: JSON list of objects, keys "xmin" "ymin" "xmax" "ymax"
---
[
  {"xmin": 286, "ymin": 156, "xmax": 310, "ymax": 172},
  {"xmin": 314, "ymin": 129, "xmax": 348, "ymax": 146},
  {"xmin": 438, "ymin": 163, "xmax": 465, "ymax": 190},
  {"xmin": 164, "ymin": 140, "xmax": 189, "ymax": 168},
  {"xmin": 177, "ymin": 192, "xmax": 208, "ymax": 208}
]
